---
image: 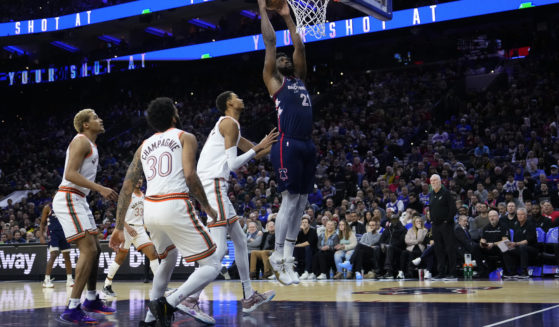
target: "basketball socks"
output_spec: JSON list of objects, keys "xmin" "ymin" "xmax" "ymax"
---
[
  {"xmin": 166, "ymin": 255, "xmax": 220, "ymax": 307},
  {"xmin": 242, "ymin": 280, "xmax": 255, "ymax": 299},
  {"xmin": 86, "ymin": 290, "xmax": 97, "ymax": 301},
  {"xmin": 228, "ymin": 221, "xmax": 254, "ymax": 298},
  {"xmin": 149, "ymin": 259, "xmax": 160, "ymax": 276},
  {"xmin": 44, "ymin": 275, "xmax": 50, "ymax": 282},
  {"xmin": 105, "ymin": 262, "xmax": 120, "ymax": 286},
  {"xmin": 68, "ymin": 298, "xmax": 80, "ymax": 309},
  {"xmin": 67, "ymin": 274, "xmax": 73, "ymax": 281},
  {"xmin": 275, "ymin": 191, "xmax": 299, "ymax": 256},
  {"xmin": 150, "ymin": 249, "xmax": 178, "ymax": 303},
  {"xmin": 283, "ymin": 238, "xmax": 297, "ymax": 259},
  {"xmin": 281, "ymin": 192, "xmax": 308, "ymax": 259}
]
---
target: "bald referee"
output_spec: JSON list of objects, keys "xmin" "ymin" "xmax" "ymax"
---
[{"xmin": 429, "ymin": 174, "xmax": 457, "ymax": 279}]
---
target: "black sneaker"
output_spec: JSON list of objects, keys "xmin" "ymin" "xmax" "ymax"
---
[
  {"xmin": 138, "ymin": 321, "xmax": 156, "ymax": 327},
  {"xmin": 102, "ymin": 285, "xmax": 116, "ymax": 297},
  {"xmin": 515, "ymin": 273, "xmax": 530, "ymax": 279},
  {"xmin": 148, "ymin": 297, "xmax": 176, "ymax": 327},
  {"xmin": 554, "ymin": 273, "xmax": 559, "ymax": 278},
  {"xmin": 443, "ymin": 275, "xmax": 458, "ymax": 281},
  {"xmin": 432, "ymin": 274, "xmax": 445, "ymax": 280},
  {"xmin": 381, "ymin": 271, "xmax": 394, "ymax": 279}
]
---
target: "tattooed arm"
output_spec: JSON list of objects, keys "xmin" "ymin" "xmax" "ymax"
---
[{"xmin": 110, "ymin": 147, "xmax": 143, "ymax": 251}]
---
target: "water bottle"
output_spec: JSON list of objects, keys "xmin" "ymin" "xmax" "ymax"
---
[
  {"xmin": 463, "ymin": 263, "xmax": 468, "ymax": 279},
  {"xmin": 468, "ymin": 264, "xmax": 473, "ymax": 280}
]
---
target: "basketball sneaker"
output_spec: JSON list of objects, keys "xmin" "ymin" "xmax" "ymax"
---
[
  {"xmin": 42, "ymin": 278, "xmax": 54, "ymax": 288},
  {"xmin": 176, "ymin": 297, "xmax": 215, "ymax": 325},
  {"xmin": 59, "ymin": 304, "xmax": 98, "ymax": 324},
  {"xmin": 241, "ymin": 290, "xmax": 276, "ymax": 313},
  {"xmin": 284, "ymin": 257, "xmax": 299, "ymax": 284},
  {"xmin": 148, "ymin": 297, "xmax": 176, "ymax": 327},
  {"xmin": 102, "ymin": 285, "xmax": 116, "ymax": 297},
  {"xmin": 268, "ymin": 252, "xmax": 292, "ymax": 285},
  {"xmin": 83, "ymin": 294, "xmax": 116, "ymax": 315}
]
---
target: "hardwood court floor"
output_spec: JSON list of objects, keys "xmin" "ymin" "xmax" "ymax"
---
[{"xmin": 0, "ymin": 278, "xmax": 558, "ymax": 326}]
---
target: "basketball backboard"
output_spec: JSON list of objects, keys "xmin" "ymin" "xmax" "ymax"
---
[{"xmin": 336, "ymin": 0, "xmax": 392, "ymax": 20}]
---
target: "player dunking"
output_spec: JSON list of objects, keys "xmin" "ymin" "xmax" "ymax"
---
[
  {"xmin": 39, "ymin": 200, "xmax": 74, "ymax": 288},
  {"xmin": 102, "ymin": 178, "xmax": 160, "ymax": 297},
  {"xmin": 53, "ymin": 109, "xmax": 118, "ymax": 324},
  {"xmin": 110, "ymin": 97, "xmax": 221, "ymax": 327},
  {"xmin": 181, "ymin": 91, "xmax": 277, "ymax": 317},
  {"xmin": 258, "ymin": 0, "xmax": 316, "ymax": 285}
]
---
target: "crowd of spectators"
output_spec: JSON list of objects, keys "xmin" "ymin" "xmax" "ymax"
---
[{"xmin": 1, "ymin": 23, "xmax": 559, "ymax": 278}]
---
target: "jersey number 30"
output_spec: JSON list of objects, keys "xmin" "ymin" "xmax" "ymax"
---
[{"xmin": 146, "ymin": 152, "xmax": 172, "ymax": 180}]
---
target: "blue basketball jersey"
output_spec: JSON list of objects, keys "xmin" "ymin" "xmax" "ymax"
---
[{"xmin": 273, "ymin": 77, "xmax": 313, "ymax": 140}]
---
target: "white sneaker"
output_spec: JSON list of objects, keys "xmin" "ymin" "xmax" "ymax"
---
[
  {"xmin": 300, "ymin": 271, "xmax": 309, "ymax": 280},
  {"xmin": 42, "ymin": 279, "xmax": 54, "ymax": 288},
  {"xmin": 268, "ymin": 252, "xmax": 292, "ymax": 285},
  {"xmin": 267, "ymin": 274, "xmax": 276, "ymax": 280},
  {"xmin": 284, "ymin": 257, "xmax": 299, "ymax": 284},
  {"xmin": 412, "ymin": 257, "xmax": 422, "ymax": 266},
  {"xmin": 397, "ymin": 271, "xmax": 405, "ymax": 279},
  {"xmin": 176, "ymin": 297, "xmax": 216, "ymax": 325},
  {"xmin": 307, "ymin": 273, "xmax": 317, "ymax": 280},
  {"xmin": 355, "ymin": 272, "xmax": 363, "ymax": 280},
  {"xmin": 66, "ymin": 278, "xmax": 74, "ymax": 287},
  {"xmin": 317, "ymin": 273, "xmax": 327, "ymax": 280},
  {"xmin": 424, "ymin": 270, "xmax": 432, "ymax": 279}
]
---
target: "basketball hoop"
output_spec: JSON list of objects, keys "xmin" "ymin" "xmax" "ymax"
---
[{"xmin": 286, "ymin": 0, "xmax": 330, "ymax": 39}]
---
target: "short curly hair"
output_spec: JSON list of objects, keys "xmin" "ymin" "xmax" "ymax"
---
[
  {"xmin": 147, "ymin": 97, "xmax": 176, "ymax": 132},
  {"xmin": 73, "ymin": 108, "xmax": 94, "ymax": 133}
]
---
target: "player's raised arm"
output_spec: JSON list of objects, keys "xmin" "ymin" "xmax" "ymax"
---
[
  {"xmin": 222, "ymin": 119, "xmax": 278, "ymax": 168},
  {"xmin": 65, "ymin": 136, "xmax": 118, "ymax": 201},
  {"xmin": 278, "ymin": 2, "xmax": 306, "ymax": 80},
  {"xmin": 258, "ymin": 0, "xmax": 283, "ymax": 95},
  {"xmin": 180, "ymin": 132, "xmax": 218, "ymax": 220}
]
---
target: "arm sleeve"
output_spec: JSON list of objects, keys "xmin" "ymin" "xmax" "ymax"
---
[{"xmin": 226, "ymin": 146, "xmax": 256, "ymax": 171}]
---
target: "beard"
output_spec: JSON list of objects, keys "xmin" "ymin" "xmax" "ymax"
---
[{"xmin": 278, "ymin": 65, "xmax": 295, "ymax": 76}]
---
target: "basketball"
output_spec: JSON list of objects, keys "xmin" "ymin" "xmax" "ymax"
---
[{"xmin": 266, "ymin": 0, "xmax": 285, "ymax": 11}]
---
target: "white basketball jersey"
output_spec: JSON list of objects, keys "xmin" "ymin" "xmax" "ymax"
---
[
  {"xmin": 59, "ymin": 134, "xmax": 99, "ymax": 196},
  {"xmin": 197, "ymin": 116, "xmax": 241, "ymax": 181},
  {"xmin": 141, "ymin": 128, "xmax": 188, "ymax": 196},
  {"xmin": 125, "ymin": 192, "xmax": 144, "ymax": 225}
]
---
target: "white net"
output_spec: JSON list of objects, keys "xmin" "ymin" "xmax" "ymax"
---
[{"xmin": 286, "ymin": 0, "xmax": 330, "ymax": 39}]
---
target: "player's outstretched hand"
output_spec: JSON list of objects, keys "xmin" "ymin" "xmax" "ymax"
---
[
  {"xmin": 254, "ymin": 128, "xmax": 279, "ymax": 153},
  {"xmin": 99, "ymin": 186, "xmax": 118, "ymax": 201},
  {"xmin": 109, "ymin": 229, "xmax": 124, "ymax": 252}
]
